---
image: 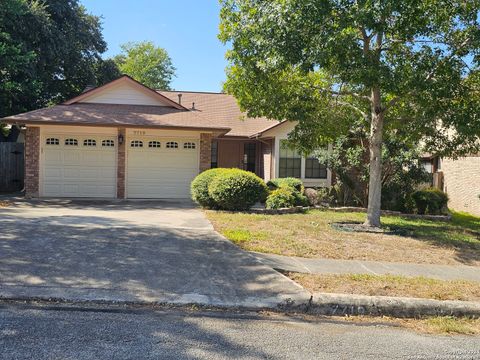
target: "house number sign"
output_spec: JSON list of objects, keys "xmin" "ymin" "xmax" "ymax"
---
[{"xmin": 133, "ymin": 130, "xmax": 146, "ymax": 135}]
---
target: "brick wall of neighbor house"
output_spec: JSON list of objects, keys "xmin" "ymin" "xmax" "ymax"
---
[
  {"xmin": 261, "ymin": 139, "xmax": 273, "ymax": 182},
  {"xmin": 117, "ymin": 128, "xmax": 126, "ymax": 198},
  {"xmin": 24, "ymin": 127, "xmax": 40, "ymax": 198},
  {"xmin": 199, "ymin": 133, "xmax": 212, "ymax": 172},
  {"xmin": 442, "ymin": 155, "xmax": 480, "ymax": 216}
]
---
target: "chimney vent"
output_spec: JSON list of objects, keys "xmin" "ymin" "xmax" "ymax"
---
[
  {"xmin": 177, "ymin": 93, "xmax": 182, "ymax": 105},
  {"xmin": 192, "ymin": 102, "xmax": 195, "ymax": 110}
]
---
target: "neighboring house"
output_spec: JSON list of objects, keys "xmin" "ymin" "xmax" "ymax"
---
[
  {"xmin": 1, "ymin": 75, "xmax": 331, "ymax": 199},
  {"xmin": 422, "ymin": 154, "xmax": 480, "ymax": 216}
]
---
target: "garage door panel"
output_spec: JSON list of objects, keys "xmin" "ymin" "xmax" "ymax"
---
[
  {"xmin": 42, "ymin": 135, "xmax": 116, "ymax": 198},
  {"xmin": 127, "ymin": 137, "xmax": 199, "ymax": 198}
]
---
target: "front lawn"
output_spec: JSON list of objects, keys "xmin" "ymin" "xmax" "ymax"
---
[
  {"xmin": 206, "ymin": 209, "xmax": 480, "ymax": 266},
  {"xmin": 285, "ymin": 273, "xmax": 480, "ymax": 302}
]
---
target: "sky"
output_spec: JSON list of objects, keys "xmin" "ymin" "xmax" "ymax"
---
[{"xmin": 80, "ymin": 0, "xmax": 228, "ymax": 92}]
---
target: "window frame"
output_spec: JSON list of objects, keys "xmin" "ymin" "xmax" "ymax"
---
[
  {"xmin": 83, "ymin": 139, "xmax": 97, "ymax": 147},
  {"xmin": 166, "ymin": 141, "xmax": 179, "ymax": 149},
  {"xmin": 278, "ymin": 140, "xmax": 301, "ymax": 178}
]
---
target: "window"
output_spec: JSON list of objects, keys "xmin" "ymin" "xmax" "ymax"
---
[
  {"xmin": 244, "ymin": 143, "xmax": 256, "ymax": 172},
  {"xmin": 130, "ymin": 140, "xmax": 143, "ymax": 148},
  {"xmin": 148, "ymin": 141, "xmax": 161, "ymax": 148},
  {"xmin": 305, "ymin": 156, "xmax": 327, "ymax": 179},
  {"xmin": 102, "ymin": 139, "xmax": 115, "ymax": 147},
  {"xmin": 46, "ymin": 138, "xmax": 59, "ymax": 145},
  {"xmin": 166, "ymin": 141, "xmax": 178, "ymax": 149},
  {"xmin": 279, "ymin": 140, "xmax": 301, "ymax": 178},
  {"xmin": 211, "ymin": 141, "xmax": 218, "ymax": 168},
  {"xmin": 64, "ymin": 138, "xmax": 77, "ymax": 146},
  {"xmin": 421, "ymin": 160, "xmax": 433, "ymax": 173},
  {"xmin": 83, "ymin": 139, "xmax": 96, "ymax": 147},
  {"xmin": 183, "ymin": 142, "xmax": 196, "ymax": 149}
]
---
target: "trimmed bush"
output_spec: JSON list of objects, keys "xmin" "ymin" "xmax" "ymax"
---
[
  {"xmin": 266, "ymin": 188, "xmax": 296, "ymax": 209},
  {"xmin": 191, "ymin": 168, "xmax": 228, "ymax": 208},
  {"xmin": 267, "ymin": 178, "xmax": 304, "ymax": 193},
  {"xmin": 411, "ymin": 188, "xmax": 449, "ymax": 215},
  {"xmin": 208, "ymin": 169, "xmax": 268, "ymax": 210}
]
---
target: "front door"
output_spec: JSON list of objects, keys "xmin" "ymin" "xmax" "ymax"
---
[{"xmin": 244, "ymin": 143, "xmax": 256, "ymax": 173}]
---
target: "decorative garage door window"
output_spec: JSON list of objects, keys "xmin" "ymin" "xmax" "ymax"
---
[
  {"xmin": 131, "ymin": 140, "xmax": 143, "ymax": 148},
  {"xmin": 148, "ymin": 141, "xmax": 161, "ymax": 148},
  {"xmin": 183, "ymin": 142, "xmax": 196, "ymax": 149},
  {"xmin": 46, "ymin": 138, "xmax": 60, "ymax": 145},
  {"xmin": 83, "ymin": 139, "xmax": 97, "ymax": 147},
  {"xmin": 102, "ymin": 139, "xmax": 115, "ymax": 147},
  {"xmin": 65, "ymin": 138, "xmax": 78, "ymax": 146},
  {"xmin": 166, "ymin": 141, "xmax": 178, "ymax": 149}
]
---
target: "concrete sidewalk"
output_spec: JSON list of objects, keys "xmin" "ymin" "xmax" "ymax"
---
[{"xmin": 252, "ymin": 252, "xmax": 480, "ymax": 282}]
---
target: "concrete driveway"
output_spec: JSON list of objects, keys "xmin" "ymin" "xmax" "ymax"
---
[{"xmin": 0, "ymin": 200, "xmax": 309, "ymax": 308}]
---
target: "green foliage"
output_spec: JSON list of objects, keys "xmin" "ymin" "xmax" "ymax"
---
[
  {"xmin": 316, "ymin": 187, "xmax": 335, "ymax": 205},
  {"xmin": 0, "ymin": 0, "xmax": 114, "ymax": 118},
  {"xmin": 190, "ymin": 168, "xmax": 228, "ymax": 208},
  {"xmin": 267, "ymin": 178, "xmax": 304, "ymax": 193},
  {"xmin": 113, "ymin": 41, "xmax": 175, "ymax": 90},
  {"xmin": 411, "ymin": 188, "xmax": 449, "ymax": 215},
  {"xmin": 266, "ymin": 188, "xmax": 297, "ymax": 210},
  {"xmin": 314, "ymin": 132, "xmax": 431, "ymax": 211},
  {"xmin": 219, "ymin": 0, "xmax": 480, "ymax": 225},
  {"xmin": 208, "ymin": 169, "xmax": 268, "ymax": 211}
]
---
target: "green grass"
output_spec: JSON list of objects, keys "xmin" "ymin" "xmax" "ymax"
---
[{"xmin": 206, "ymin": 209, "xmax": 480, "ymax": 265}]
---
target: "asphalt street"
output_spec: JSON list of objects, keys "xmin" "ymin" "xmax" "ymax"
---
[{"xmin": 0, "ymin": 304, "xmax": 479, "ymax": 359}]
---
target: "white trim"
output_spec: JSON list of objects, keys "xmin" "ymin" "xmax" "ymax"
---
[{"xmin": 273, "ymin": 137, "xmax": 332, "ymax": 188}]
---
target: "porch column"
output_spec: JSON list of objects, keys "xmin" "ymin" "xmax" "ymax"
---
[
  {"xmin": 117, "ymin": 128, "xmax": 126, "ymax": 199},
  {"xmin": 25, "ymin": 127, "xmax": 40, "ymax": 198},
  {"xmin": 199, "ymin": 133, "xmax": 212, "ymax": 172},
  {"xmin": 261, "ymin": 139, "xmax": 273, "ymax": 182}
]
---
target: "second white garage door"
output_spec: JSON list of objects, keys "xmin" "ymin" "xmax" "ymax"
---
[{"xmin": 126, "ymin": 137, "xmax": 199, "ymax": 198}]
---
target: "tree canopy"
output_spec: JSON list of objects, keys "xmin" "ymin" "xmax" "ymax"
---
[
  {"xmin": 219, "ymin": 0, "xmax": 480, "ymax": 227},
  {"xmin": 113, "ymin": 41, "xmax": 176, "ymax": 90},
  {"xmin": 0, "ymin": 0, "xmax": 118, "ymax": 118}
]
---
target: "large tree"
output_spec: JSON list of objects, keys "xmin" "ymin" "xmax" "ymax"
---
[
  {"xmin": 219, "ymin": 0, "xmax": 480, "ymax": 227},
  {"xmin": 113, "ymin": 41, "xmax": 176, "ymax": 90},
  {"xmin": 0, "ymin": 0, "xmax": 116, "ymax": 118}
]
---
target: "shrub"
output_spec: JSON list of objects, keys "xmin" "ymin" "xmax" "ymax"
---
[
  {"xmin": 208, "ymin": 169, "xmax": 268, "ymax": 210},
  {"xmin": 267, "ymin": 178, "xmax": 304, "ymax": 194},
  {"xmin": 411, "ymin": 188, "xmax": 449, "ymax": 215},
  {"xmin": 266, "ymin": 188, "xmax": 296, "ymax": 209},
  {"xmin": 293, "ymin": 192, "xmax": 309, "ymax": 207},
  {"xmin": 304, "ymin": 188, "xmax": 319, "ymax": 206},
  {"xmin": 316, "ymin": 187, "xmax": 335, "ymax": 205},
  {"xmin": 191, "ymin": 168, "xmax": 228, "ymax": 208}
]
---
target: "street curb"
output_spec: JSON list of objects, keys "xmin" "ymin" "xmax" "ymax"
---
[{"xmin": 305, "ymin": 292, "xmax": 480, "ymax": 318}]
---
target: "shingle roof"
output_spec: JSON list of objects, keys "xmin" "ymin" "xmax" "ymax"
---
[
  {"xmin": 3, "ymin": 103, "xmax": 230, "ymax": 133},
  {"xmin": 159, "ymin": 91, "xmax": 278, "ymax": 137},
  {"xmin": 2, "ymin": 76, "xmax": 281, "ymax": 137}
]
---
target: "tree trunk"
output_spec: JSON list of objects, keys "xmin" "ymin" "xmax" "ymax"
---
[{"xmin": 364, "ymin": 88, "xmax": 384, "ymax": 228}]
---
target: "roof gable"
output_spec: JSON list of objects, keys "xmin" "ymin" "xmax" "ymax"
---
[{"xmin": 64, "ymin": 76, "xmax": 186, "ymax": 109}]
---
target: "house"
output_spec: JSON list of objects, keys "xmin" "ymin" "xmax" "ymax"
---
[
  {"xmin": 423, "ymin": 154, "xmax": 480, "ymax": 217},
  {"xmin": 1, "ymin": 75, "xmax": 331, "ymax": 199}
]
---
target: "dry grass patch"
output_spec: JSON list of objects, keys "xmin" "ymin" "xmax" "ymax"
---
[
  {"xmin": 286, "ymin": 272, "xmax": 480, "ymax": 301},
  {"xmin": 206, "ymin": 209, "xmax": 480, "ymax": 266},
  {"xmin": 339, "ymin": 315, "xmax": 480, "ymax": 335}
]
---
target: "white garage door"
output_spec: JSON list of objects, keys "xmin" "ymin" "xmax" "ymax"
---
[
  {"xmin": 127, "ymin": 137, "xmax": 199, "ymax": 198},
  {"xmin": 42, "ymin": 135, "xmax": 116, "ymax": 197}
]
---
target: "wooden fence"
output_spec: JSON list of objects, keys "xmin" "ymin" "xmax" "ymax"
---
[{"xmin": 0, "ymin": 143, "xmax": 24, "ymax": 192}]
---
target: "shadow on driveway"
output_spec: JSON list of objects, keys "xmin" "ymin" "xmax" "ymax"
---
[{"xmin": 0, "ymin": 202, "xmax": 308, "ymax": 308}]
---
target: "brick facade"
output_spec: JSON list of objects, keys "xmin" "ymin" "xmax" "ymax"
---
[
  {"xmin": 116, "ymin": 128, "xmax": 126, "ymax": 198},
  {"xmin": 24, "ymin": 127, "xmax": 40, "ymax": 198},
  {"xmin": 199, "ymin": 133, "xmax": 212, "ymax": 172},
  {"xmin": 442, "ymin": 155, "xmax": 480, "ymax": 216}
]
